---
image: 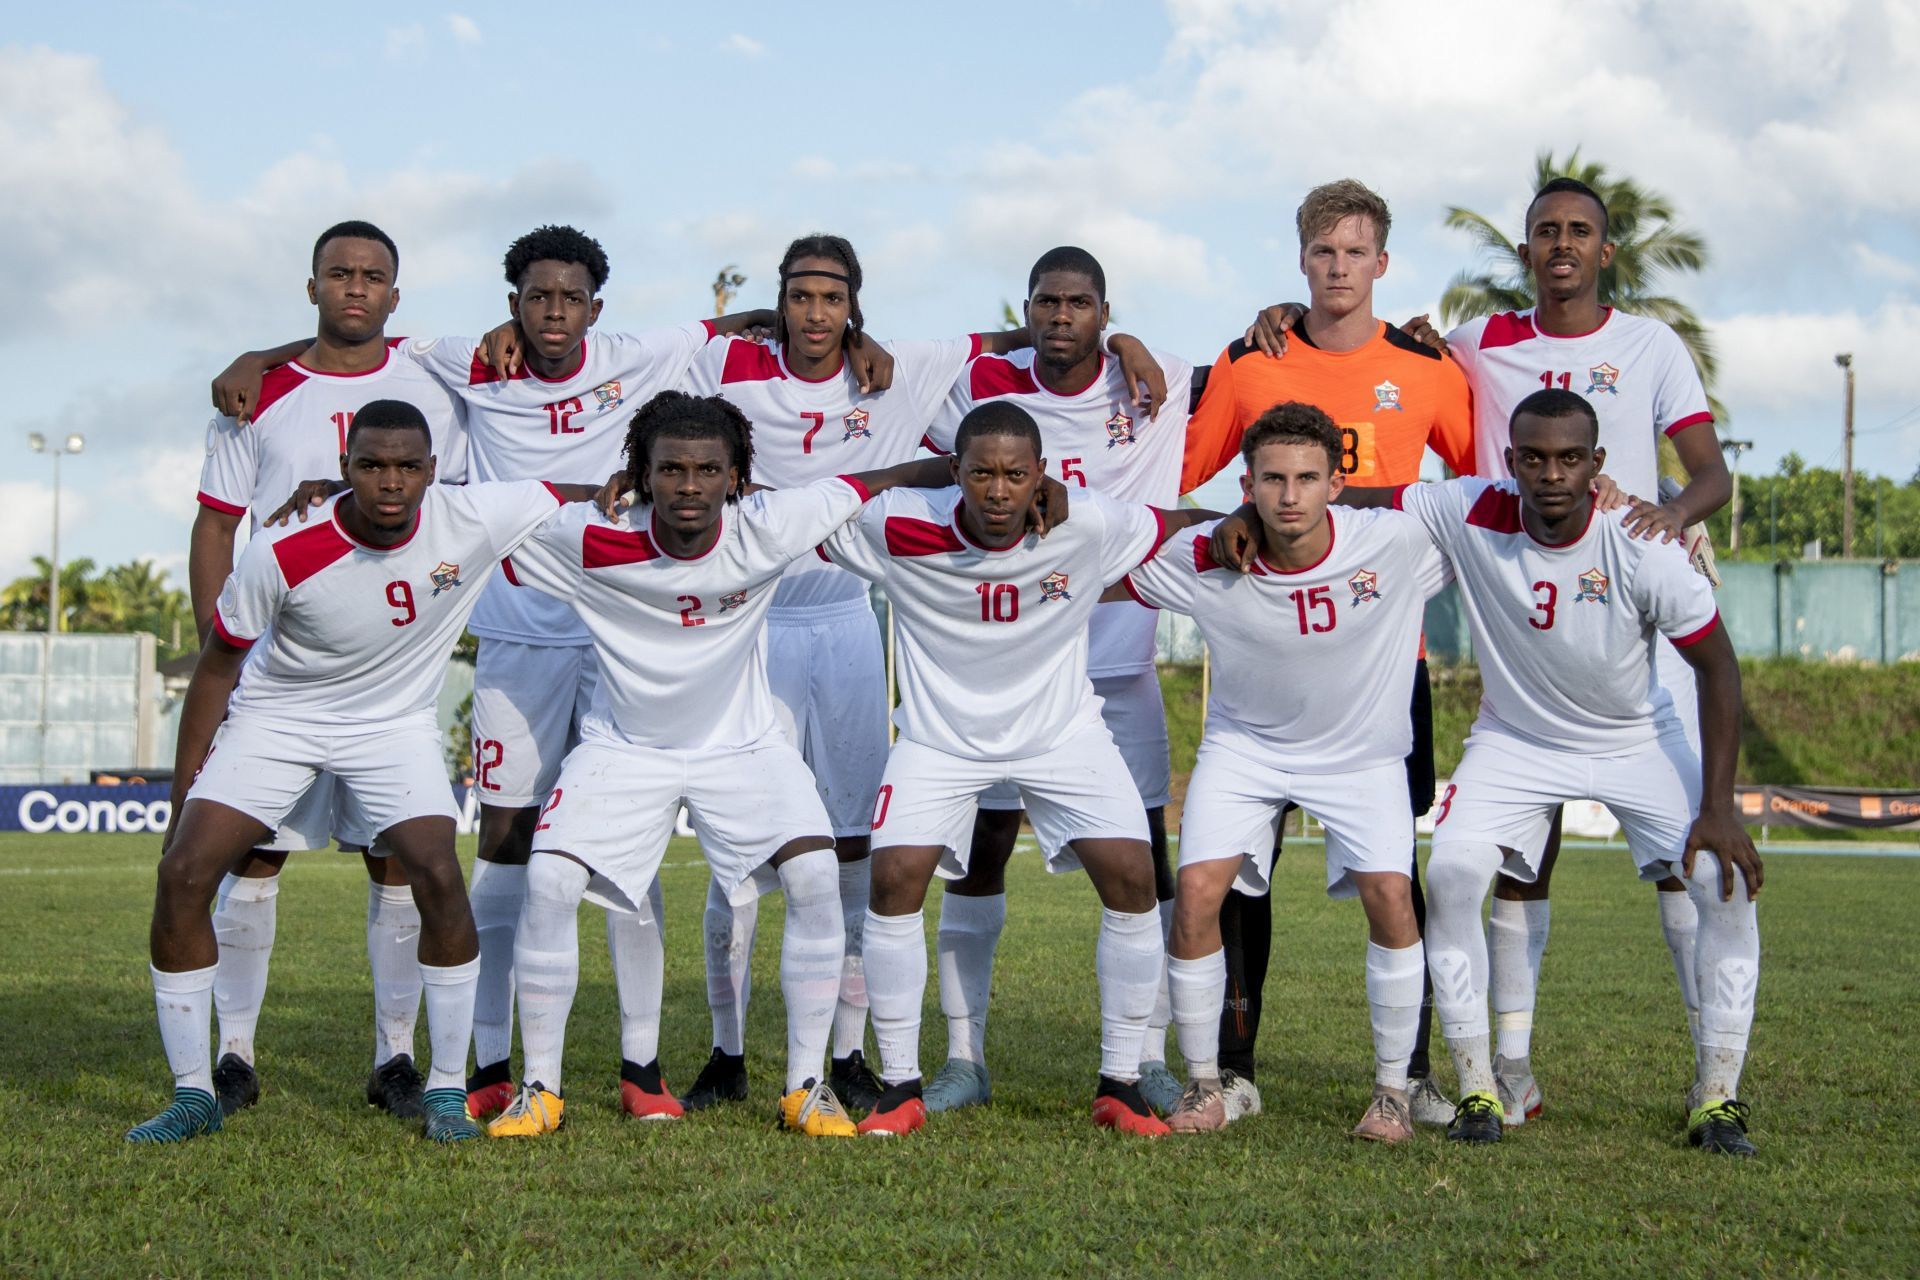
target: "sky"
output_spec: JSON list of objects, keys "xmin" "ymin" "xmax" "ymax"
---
[{"xmin": 5, "ymin": 0, "xmax": 1919, "ymax": 587}]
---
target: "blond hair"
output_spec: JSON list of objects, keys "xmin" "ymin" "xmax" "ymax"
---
[{"xmin": 1296, "ymin": 180, "xmax": 1391, "ymax": 251}]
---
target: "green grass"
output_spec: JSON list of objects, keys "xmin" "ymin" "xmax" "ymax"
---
[{"xmin": 2, "ymin": 834, "xmax": 1915, "ymax": 1277}]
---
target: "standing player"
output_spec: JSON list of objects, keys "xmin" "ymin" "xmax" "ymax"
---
[
  {"xmin": 192, "ymin": 220, "xmax": 468, "ymax": 1122},
  {"xmin": 1179, "ymin": 181, "xmax": 1474, "ymax": 1125},
  {"xmin": 481, "ymin": 392, "xmax": 1000, "ymax": 1138},
  {"xmin": 1127, "ymin": 404, "xmax": 1452, "ymax": 1140},
  {"xmin": 132, "ymin": 400, "xmax": 584, "ymax": 1144},
  {"xmin": 1394, "ymin": 390, "xmax": 1760, "ymax": 1154},
  {"xmin": 918, "ymin": 247, "xmax": 1192, "ymax": 1114},
  {"xmin": 821, "ymin": 403, "xmax": 1218, "ymax": 1138}
]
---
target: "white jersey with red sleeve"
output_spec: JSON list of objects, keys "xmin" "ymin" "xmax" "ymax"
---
[
  {"xmin": 501, "ymin": 476, "xmax": 871, "ymax": 753},
  {"xmin": 1446, "ymin": 308, "xmax": 1713, "ymax": 497},
  {"xmin": 821, "ymin": 485, "xmax": 1165, "ymax": 760},
  {"xmin": 683, "ymin": 334, "xmax": 981, "ymax": 611},
  {"xmin": 405, "ymin": 322, "xmax": 717, "ymax": 645},
  {"xmin": 1124, "ymin": 509, "xmax": 1452, "ymax": 773},
  {"xmin": 197, "ymin": 341, "xmax": 469, "ymax": 530},
  {"xmin": 929, "ymin": 347, "xmax": 1193, "ymax": 680},
  {"xmin": 213, "ymin": 481, "xmax": 567, "ymax": 732},
  {"xmin": 1394, "ymin": 477, "xmax": 1720, "ymax": 754}
]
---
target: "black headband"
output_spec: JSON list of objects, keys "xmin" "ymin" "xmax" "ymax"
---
[{"xmin": 781, "ymin": 268, "xmax": 852, "ymax": 286}]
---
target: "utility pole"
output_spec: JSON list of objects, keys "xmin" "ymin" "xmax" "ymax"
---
[
  {"xmin": 1836, "ymin": 353, "xmax": 1856, "ymax": 557},
  {"xmin": 712, "ymin": 265, "xmax": 747, "ymax": 318},
  {"xmin": 1722, "ymin": 438, "xmax": 1753, "ymax": 554}
]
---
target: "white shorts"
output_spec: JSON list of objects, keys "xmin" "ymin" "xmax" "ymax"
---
[
  {"xmin": 871, "ymin": 722, "xmax": 1149, "ymax": 879},
  {"xmin": 257, "ymin": 773, "xmax": 376, "ymax": 854},
  {"xmin": 767, "ymin": 599, "xmax": 888, "ymax": 837},
  {"xmin": 980, "ymin": 670, "xmax": 1170, "ymax": 813},
  {"xmin": 1650, "ymin": 637, "xmax": 1702, "ymax": 757},
  {"xmin": 529, "ymin": 730, "xmax": 834, "ymax": 913},
  {"xmin": 1179, "ymin": 732, "xmax": 1413, "ymax": 899},
  {"xmin": 1432, "ymin": 729, "xmax": 1702, "ymax": 882},
  {"xmin": 470, "ymin": 639, "xmax": 598, "ymax": 809},
  {"xmin": 189, "ymin": 713, "xmax": 457, "ymax": 840}
]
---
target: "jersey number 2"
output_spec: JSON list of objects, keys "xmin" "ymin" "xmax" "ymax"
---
[{"xmin": 387, "ymin": 581, "xmax": 416, "ymax": 627}]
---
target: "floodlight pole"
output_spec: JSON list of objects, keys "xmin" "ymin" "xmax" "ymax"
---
[
  {"xmin": 1722, "ymin": 439, "xmax": 1753, "ymax": 554},
  {"xmin": 1836, "ymin": 354, "xmax": 1855, "ymax": 558}
]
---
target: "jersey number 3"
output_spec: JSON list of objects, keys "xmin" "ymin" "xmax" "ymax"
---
[{"xmin": 1529, "ymin": 580, "xmax": 1557, "ymax": 631}]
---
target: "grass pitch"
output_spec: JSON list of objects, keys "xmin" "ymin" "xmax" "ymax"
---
[{"xmin": 1, "ymin": 834, "xmax": 1914, "ymax": 1278}]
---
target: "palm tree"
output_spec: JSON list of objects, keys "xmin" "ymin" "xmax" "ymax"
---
[
  {"xmin": 1, "ymin": 556, "xmax": 112, "ymax": 633},
  {"xmin": 1439, "ymin": 149, "xmax": 1722, "ymax": 420},
  {"xmin": 100, "ymin": 559, "xmax": 193, "ymax": 659}
]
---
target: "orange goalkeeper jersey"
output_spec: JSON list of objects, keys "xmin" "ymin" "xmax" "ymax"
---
[{"xmin": 1181, "ymin": 321, "xmax": 1477, "ymax": 493}]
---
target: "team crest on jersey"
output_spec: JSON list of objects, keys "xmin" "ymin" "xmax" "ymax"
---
[
  {"xmin": 1575, "ymin": 567, "xmax": 1610, "ymax": 604},
  {"xmin": 1348, "ymin": 569, "xmax": 1382, "ymax": 604},
  {"xmin": 429, "ymin": 562, "xmax": 463, "ymax": 596},
  {"xmin": 1372, "ymin": 380, "xmax": 1404, "ymax": 412},
  {"xmin": 592, "ymin": 380, "xmax": 624, "ymax": 411},
  {"xmin": 718, "ymin": 590, "xmax": 749, "ymax": 612},
  {"xmin": 1105, "ymin": 408, "xmax": 1136, "ymax": 449},
  {"xmin": 1586, "ymin": 363, "xmax": 1621, "ymax": 395},
  {"xmin": 842, "ymin": 407, "xmax": 872, "ymax": 441},
  {"xmin": 1039, "ymin": 570, "xmax": 1072, "ymax": 603}
]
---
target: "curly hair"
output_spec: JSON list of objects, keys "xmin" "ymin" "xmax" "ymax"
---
[
  {"xmin": 1240, "ymin": 401, "xmax": 1344, "ymax": 476},
  {"xmin": 774, "ymin": 233, "xmax": 864, "ymax": 349},
  {"xmin": 503, "ymin": 224, "xmax": 610, "ymax": 292},
  {"xmin": 1527, "ymin": 177, "xmax": 1609, "ymax": 242},
  {"xmin": 623, "ymin": 391, "xmax": 754, "ymax": 503}
]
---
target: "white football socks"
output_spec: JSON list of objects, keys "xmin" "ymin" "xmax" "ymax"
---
[
  {"xmin": 832, "ymin": 857, "xmax": 871, "ymax": 1059},
  {"xmin": 863, "ymin": 908, "xmax": 927, "ymax": 1086},
  {"xmin": 1365, "ymin": 940, "xmax": 1425, "ymax": 1091},
  {"xmin": 211, "ymin": 872, "xmax": 278, "ymax": 1064},
  {"xmin": 515, "ymin": 854, "xmax": 588, "ymax": 1092},
  {"xmin": 366, "ymin": 881, "xmax": 422, "ymax": 1068},
  {"xmin": 1425, "ymin": 841, "xmax": 1502, "ymax": 1097},
  {"xmin": 418, "ymin": 956, "xmax": 479, "ymax": 1093},
  {"xmin": 936, "ymin": 891, "xmax": 1004, "ymax": 1066},
  {"xmin": 151, "ymin": 963, "xmax": 217, "ymax": 1094},
  {"xmin": 703, "ymin": 876, "xmax": 758, "ymax": 1056},
  {"xmin": 1489, "ymin": 895, "xmax": 1548, "ymax": 1062},
  {"xmin": 1096, "ymin": 907, "xmax": 1162, "ymax": 1084},
  {"xmin": 467, "ymin": 858, "xmax": 526, "ymax": 1072},
  {"xmin": 1687, "ymin": 859, "xmax": 1760, "ymax": 1102},
  {"xmin": 607, "ymin": 876, "xmax": 666, "ymax": 1066},
  {"xmin": 1141, "ymin": 897, "xmax": 1174, "ymax": 1064},
  {"xmin": 1658, "ymin": 885, "xmax": 1703, "ymax": 1063},
  {"xmin": 1168, "ymin": 949, "xmax": 1226, "ymax": 1083},
  {"xmin": 777, "ymin": 850, "xmax": 845, "ymax": 1092}
]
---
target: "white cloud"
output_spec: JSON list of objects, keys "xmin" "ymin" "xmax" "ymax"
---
[
  {"xmin": 446, "ymin": 14, "xmax": 482, "ymax": 44},
  {"xmin": 384, "ymin": 24, "xmax": 426, "ymax": 59},
  {"xmin": 720, "ymin": 33, "xmax": 766, "ymax": 58},
  {"xmin": 0, "ymin": 481, "xmax": 89, "ymax": 585}
]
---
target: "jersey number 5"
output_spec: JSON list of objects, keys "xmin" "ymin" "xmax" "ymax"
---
[
  {"xmin": 1529, "ymin": 580, "xmax": 1557, "ymax": 631},
  {"xmin": 387, "ymin": 581, "xmax": 416, "ymax": 627}
]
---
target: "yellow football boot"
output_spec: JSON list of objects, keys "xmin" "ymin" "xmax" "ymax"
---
[
  {"xmin": 779, "ymin": 1079, "xmax": 858, "ymax": 1138},
  {"xmin": 485, "ymin": 1083, "xmax": 565, "ymax": 1138}
]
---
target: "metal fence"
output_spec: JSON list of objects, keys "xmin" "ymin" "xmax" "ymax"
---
[{"xmin": 0, "ymin": 633, "xmax": 162, "ymax": 785}]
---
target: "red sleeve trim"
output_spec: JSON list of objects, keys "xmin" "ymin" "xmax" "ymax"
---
[
  {"xmin": 921, "ymin": 433, "xmax": 949, "ymax": 457},
  {"xmin": 1137, "ymin": 506, "xmax": 1168, "ymax": 567},
  {"xmin": 1122, "ymin": 575, "xmax": 1157, "ymax": 609},
  {"xmin": 701, "ymin": 318, "xmax": 718, "ymax": 340},
  {"xmin": 966, "ymin": 332, "xmax": 984, "ymax": 360},
  {"xmin": 1389, "ymin": 484, "xmax": 1411, "ymax": 511},
  {"xmin": 1672, "ymin": 612, "xmax": 1720, "ymax": 648},
  {"xmin": 838, "ymin": 474, "xmax": 874, "ymax": 503},
  {"xmin": 541, "ymin": 481, "xmax": 568, "ymax": 505},
  {"xmin": 815, "ymin": 545, "xmax": 833, "ymax": 563},
  {"xmin": 501, "ymin": 557, "xmax": 521, "ymax": 586},
  {"xmin": 1663, "ymin": 411, "xmax": 1714, "ymax": 439},
  {"xmin": 197, "ymin": 491, "xmax": 246, "ymax": 517},
  {"xmin": 211, "ymin": 613, "xmax": 255, "ymax": 649}
]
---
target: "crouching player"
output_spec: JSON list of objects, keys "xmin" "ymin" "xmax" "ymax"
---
[
  {"xmin": 1396, "ymin": 389, "xmax": 1763, "ymax": 1153},
  {"xmin": 482, "ymin": 392, "xmax": 1013, "ymax": 1138},
  {"xmin": 1121, "ymin": 404, "xmax": 1452, "ymax": 1140},
  {"xmin": 819, "ymin": 402, "xmax": 1217, "ymax": 1137},
  {"xmin": 133, "ymin": 400, "xmax": 584, "ymax": 1144}
]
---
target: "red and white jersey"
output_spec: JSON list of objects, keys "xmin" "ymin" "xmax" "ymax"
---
[
  {"xmin": 1124, "ymin": 510, "xmax": 1451, "ymax": 773},
  {"xmin": 213, "ymin": 482, "xmax": 566, "ymax": 734},
  {"xmin": 821, "ymin": 486, "xmax": 1164, "ymax": 761},
  {"xmin": 684, "ymin": 334, "xmax": 981, "ymax": 612},
  {"xmin": 1394, "ymin": 477, "xmax": 1720, "ymax": 754},
  {"xmin": 1446, "ymin": 308, "xmax": 1713, "ymax": 497},
  {"xmin": 502, "ymin": 476, "xmax": 870, "ymax": 753},
  {"xmin": 198, "ymin": 341, "xmax": 469, "ymax": 531},
  {"xmin": 407, "ymin": 322, "xmax": 717, "ymax": 645},
  {"xmin": 930, "ymin": 347, "xmax": 1193, "ymax": 680}
]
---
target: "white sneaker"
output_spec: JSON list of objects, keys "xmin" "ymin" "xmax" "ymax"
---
[
  {"xmin": 1408, "ymin": 1075, "xmax": 1455, "ymax": 1127},
  {"xmin": 1220, "ymin": 1071, "xmax": 1262, "ymax": 1122},
  {"xmin": 1493, "ymin": 1054, "xmax": 1542, "ymax": 1126}
]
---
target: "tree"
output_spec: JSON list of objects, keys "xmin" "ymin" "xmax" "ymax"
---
[
  {"xmin": 1439, "ymin": 149, "xmax": 1723, "ymax": 421},
  {"xmin": 1, "ymin": 556, "xmax": 195, "ymax": 660}
]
